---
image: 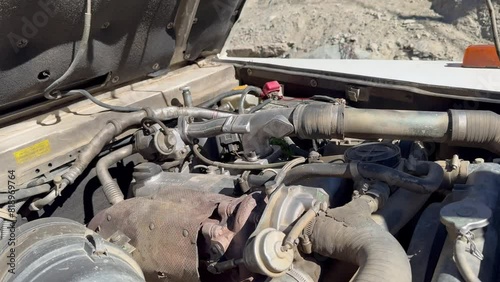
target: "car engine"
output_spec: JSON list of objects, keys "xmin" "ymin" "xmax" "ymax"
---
[{"xmin": 0, "ymin": 1, "xmax": 499, "ymax": 282}]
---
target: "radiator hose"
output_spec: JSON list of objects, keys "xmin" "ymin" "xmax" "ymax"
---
[{"xmin": 309, "ymin": 197, "xmax": 411, "ymax": 282}]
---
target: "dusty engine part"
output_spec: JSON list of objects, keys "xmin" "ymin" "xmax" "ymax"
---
[
  {"xmin": 3, "ymin": 0, "xmax": 500, "ymax": 281},
  {"xmin": 0, "ymin": 218, "xmax": 144, "ymax": 282},
  {"xmin": 131, "ymin": 162, "xmax": 238, "ymax": 197},
  {"xmin": 243, "ymin": 185, "xmax": 329, "ymax": 278},
  {"xmin": 431, "ymin": 163, "xmax": 500, "ymax": 282},
  {"xmin": 181, "ymin": 103, "xmax": 500, "ymax": 155},
  {"xmin": 89, "ymin": 188, "xmax": 237, "ymax": 282},
  {"xmin": 135, "ymin": 123, "xmax": 188, "ymax": 162},
  {"xmin": 243, "ymin": 228, "xmax": 294, "ymax": 277},
  {"xmin": 344, "ymin": 142, "xmax": 402, "ymax": 168}
]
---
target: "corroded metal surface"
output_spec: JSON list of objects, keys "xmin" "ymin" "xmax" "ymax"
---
[{"xmin": 89, "ymin": 188, "xmax": 233, "ymax": 282}]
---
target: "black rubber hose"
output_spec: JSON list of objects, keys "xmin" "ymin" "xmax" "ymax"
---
[
  {"xmin": 141, "ymin": 116, "xmax": 169, "ymax": 134},
  {"xmin": 310, "ymin": 199, "xmax": 411, "ymax": 282},
  {"xmin": 357, "ymin": 162, "xmax": 444, "ymax": 194},
  {"xmin": 63, "ymin": 89, "xmax": 142, "ymax": 112},
  {"xmin": 283, "ymin": 163, "xmax": 351, "ymax": 185},
  {"xmin": 44, "ymin": 0, "xmax": 92, "ymax": 99},
  {"xmin": 183, "ymin": 119, "xmax": 227, "ymax": 139},
  {"xmin": 284, "ymin": 162, "xmax": 443, "ymax": 194},
  {"xmin": 239, "ymin": 87, "xmax": 263, "ymax": 114},
  {"xmin": 192, "ymin": 144, "xmax": 291, "ymax": 169},
  {"xmin": 249, "ymin": 99, "xmax": 272, "ymax": 113}
]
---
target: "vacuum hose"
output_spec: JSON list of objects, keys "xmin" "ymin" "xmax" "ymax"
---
[{"xmin": 284, "ymin": 161, "xmax": 444, "ymax": 194}]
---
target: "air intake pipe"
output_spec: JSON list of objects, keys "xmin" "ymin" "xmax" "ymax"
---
[
  {"xmin": 183, "ymin": 103, "xmax": 500, "ymax": 155},
  {"xmin": 293, "ymin": 104, "xmax": 500, "ymax": 155},
  {"xmin": 308, "ymin": 194, "xmax": 412, "ymax": 282}
]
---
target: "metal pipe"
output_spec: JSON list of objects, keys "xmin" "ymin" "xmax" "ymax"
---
[
  {"xmin": 344, "ymin": 108, "xmax": 450, "ymax": 141},
  {"xmin": 96, "ymin": 145, "xmax": 134, "ymax": 205},
  {"xmin": 31, "ymin": 107, "xmax": 233, "ymax": 210},
  {"xmin": 0, "ymin": 184, "xmax": 51, "ymax": 205},
  {"xmin": 454, "ymin": 238, "xmax": 481, "ymax": 282}
]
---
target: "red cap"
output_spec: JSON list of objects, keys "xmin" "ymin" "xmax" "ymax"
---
[{"xmin": 262, "ymin": 81, "xmax": 282, "ymax": 99}]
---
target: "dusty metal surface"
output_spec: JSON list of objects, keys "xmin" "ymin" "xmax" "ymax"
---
[
  {"xmin": 0, "ymin": 62, "xmax": 238, "ymax": 189},
  {"xmin": 88, "ymin": 188, "xmax": 234, "ymax": 282}
]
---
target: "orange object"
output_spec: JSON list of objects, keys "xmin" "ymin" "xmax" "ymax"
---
[{"xmin": 462, "ymin": 45, "xmax": 500, "ymax": 68}]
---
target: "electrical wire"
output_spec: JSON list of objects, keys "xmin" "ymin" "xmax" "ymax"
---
[
  {"xmin": 192, "ymin": 144, "xmax": 291, "ymax": 169},
  {"xmin": 141, "ymin": 116, "xmax": 170, "ymax": 134},
  {"xmin": 62, "ymin": 89, "xmax": 142, "ymax": 112},
  {"xmin": 44, "ymin": 0, "xmax": 93, "ymax": 99}
]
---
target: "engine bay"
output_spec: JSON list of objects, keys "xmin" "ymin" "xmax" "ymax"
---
[{"xmin": 1, "ymin": 58, "xmax": 500, "ymax": 282}]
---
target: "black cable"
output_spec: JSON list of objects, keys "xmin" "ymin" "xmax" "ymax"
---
[
  {"xmin": 198, "ymin": 86, "xmax": 262, "ymax": 109},
  {"xmin": 192, "ymin": 144, "xmax": 290, "ymax": 169},
  {"xmin": 310, "ymin": 95, "xmax": 338, "ymax": 103},
  {"xmin": 249, "ymin": 99, "xmax": 272, "ymax": 113},
  {"xmin": 44, "ymin": 0, "xmax": 93, "ymax": 99},
  {"xmin": 239, "ymin": 87, "xmax": 262, "ymax": 114},
  {"xmin": 141, "ymin": 116, "xmax": 170, "ymax": 134},
  {"xmin": 63, "ymin": 89, "xmax": 142, "ymax": 112}
]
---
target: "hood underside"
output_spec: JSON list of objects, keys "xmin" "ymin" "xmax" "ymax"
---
[{"xmin": 0, "ymin": 0, "xmax": 244, "ymax": 112}]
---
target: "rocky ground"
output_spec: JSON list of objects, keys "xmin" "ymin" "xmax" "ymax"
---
[{"xmin": 224, "ymin": 0, "xmax": 499, "ymax": 61}]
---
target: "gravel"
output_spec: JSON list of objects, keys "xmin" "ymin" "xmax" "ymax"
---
[{"xmin": 224, "ymin": 0, "xmax": 499, "ymax": 61}]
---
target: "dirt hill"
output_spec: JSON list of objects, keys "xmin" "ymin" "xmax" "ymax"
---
[{"xmin": 224, "ymin": 0, "xmax": 498, "ymax": 61}]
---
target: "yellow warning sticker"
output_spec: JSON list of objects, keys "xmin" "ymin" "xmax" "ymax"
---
[
  {"xmin": 13, "ymin": 140, "xmax": 51, "ymax": 165},
  {"xmin": 232, "ymin": 85, "xmax": 248, "ymax": 91}
]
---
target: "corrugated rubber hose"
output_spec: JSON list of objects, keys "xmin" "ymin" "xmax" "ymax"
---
[{"xmin": 310, "ymin": 198, "xmax": 411, "ymax": 282}]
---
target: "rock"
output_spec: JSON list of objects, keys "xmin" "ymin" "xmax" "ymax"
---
[
  {"xmin": 300, "ymin": 44, "xmax": 342, "ymax": 59},
  {"xmin": 367, "ymin": 43, "xmax": 379, "ymax": 52},
  {"xmin": 352, "ymin": 47, "xmax": 373, "ymax": 59}
]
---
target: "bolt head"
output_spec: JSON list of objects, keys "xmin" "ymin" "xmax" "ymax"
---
[
  {"xmin": 179, "ymin": 86, "xmax": 191, "ymax": 92},
  {"xmin": 17, "ymin": 39, "xmax": 28, "ymax": 48},
  {"xmin": 101, "ymin": 22, "xmax": 110, "ymax": 29}
]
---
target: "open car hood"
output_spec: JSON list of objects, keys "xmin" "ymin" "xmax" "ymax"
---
[{"xmin": 0, "ymin": 0, "xmax": 245, "ymax": 112}]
